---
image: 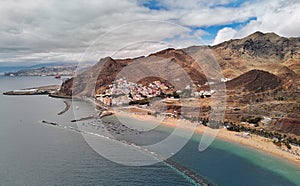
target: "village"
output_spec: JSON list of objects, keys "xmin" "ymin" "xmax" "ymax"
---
[{"xmin": 95, "ymin": 77, "xmax": 217, "ymax": 107}]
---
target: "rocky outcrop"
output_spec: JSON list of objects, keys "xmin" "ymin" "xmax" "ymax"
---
[
  {"xmin": 211, "ymin": 31, "xmax": 300, "ymax": 62},
  {"xmin": 210, "ymin": 31, "xmax": 300, "ymax": 78}
]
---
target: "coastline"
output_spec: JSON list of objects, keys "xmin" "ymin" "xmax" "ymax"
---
[
  {"xmin": 112, "ymin": 110, "xmax": 300, "ymax": 166},
  {"xmin": 4, "ymin": 84, "xmax": 300, "ymax": 166},
  {"xmin": 3, "ymin": 85, "xmax": 60, "ymax": 96}
]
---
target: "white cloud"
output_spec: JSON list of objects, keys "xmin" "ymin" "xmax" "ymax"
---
[
  {"xmin": 236, "ymin": 0, "xmax": 300, "ymax": 38},
  {"xmin": 178, "ymin": 6, "xmax": 254, "ymax": 27},
  {"xmin": 0, "ymin": 0, "xmax": 178, "ymax": 63},
  {"xmin": 213, "ymin": 27, "xmax": 237, "ymax": 45},
  {"xmin": 0, "ymin": 0, "xmax": 299, "ymax": 63},
  {"xmin": 212, "ymin": 0, "xmax": 300, "ymax": 45}
]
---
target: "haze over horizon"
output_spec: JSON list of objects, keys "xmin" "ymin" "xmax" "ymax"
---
[{"xmin": 0, "ymin": 0, "xmax": 299, "ymax": 64}]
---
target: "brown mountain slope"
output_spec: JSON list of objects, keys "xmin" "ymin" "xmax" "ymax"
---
[
  {"xmin": 212, "ymin": 31, "xmax": 300, "ymax": 61},
  {"xmin": 59, "ymin": 57, "xmax": 132, "ymax": 97},
  {"xmin": 210, "ymin": 31, "xmax": 300, "ymax": 78},
  {"xmin": 59, "ymin": 48, "xmax": 208, "ymax": 97},
  {"xmin": 58, "ymin": 31, "xmax": 300, "ymax": 97},
  {"xmin": 226, "ymin": 69, "xmax": 282, "ymax": 92},
  {"xmin": 275, "ymin": 66, "xmax": 300, "ymax": 89},
  {"xmin": 271, "ymin": 118, "xmax": 300, "ymax": 136}
]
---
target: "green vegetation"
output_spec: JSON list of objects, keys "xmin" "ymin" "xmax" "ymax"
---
[
  {"xmin": 241, "ymin": 116, "xmax": 262, "ymax": 124},
  {"xmin": 129, "ymin": 99, "xmax": 150, "ymax": 105},
  {"xmin": 147, "ymin": 108, "xmax": 300, "ymax": 148},
  {"xmin": 225, "ymin": 122, "xmax": 300, "ymax": 148},
  {"xmin": 285, "ymin": 142, "xmax": 292, "ymax": 149},
  {"xmin": 274, "ymin": 96, "xmax": 284, "ymax": 101},
  {"xmin": 173, "ymin": 92, "xmax": 180, "ymax": 98},
  {"xmin": 273, "ymin": 140, "xmax": 282, "ymax": 147}
]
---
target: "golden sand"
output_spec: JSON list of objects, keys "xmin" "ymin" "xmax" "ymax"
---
[{"xmin": 113, "ymin": 110, "xmax": 300, "ymax": 166}]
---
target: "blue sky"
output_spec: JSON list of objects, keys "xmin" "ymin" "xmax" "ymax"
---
[
  {"xmin": 142, "ymin": 0, "xmax": 258, "ymax": 44},
  {"xmin": 197, "ymin": 17, "xmax": 257, "ymax": 42},
  {"xmin": 143, "ymin": 0, "xmax": 250, "ymax": 10},
  {"xmin": 142, "ymin": 0, "xmax": 168, "ymax": 10}
]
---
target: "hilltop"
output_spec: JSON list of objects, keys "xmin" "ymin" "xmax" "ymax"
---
[
  {"xmin": 226, "ymin": 69, "xmax": 281, "ymax": 92},
  {"xmin": 211, "ymin": 31, "xmax": 300, "ymax": 78}
]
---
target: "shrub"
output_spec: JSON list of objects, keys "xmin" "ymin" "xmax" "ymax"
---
[
  {"xmin": 173, "ymin": 92, "xmax": 180, "ymax": 98},
  {"xmin": 129, "ymin": 99, "xmax": 150, "ymax": 105},
  {"xmin": 273, "ymin": 140, "xmax": 281, "ymax": 147},
  {"xmin": 285, "ymin": 142, "xmax": 292, "ymax": 149},
  {"xmin": 248, "ymin": 117, "xmax": 262, "ymax": 124}
]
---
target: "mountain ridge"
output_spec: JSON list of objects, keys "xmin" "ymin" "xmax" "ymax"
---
[
  {"xmin": 56, "ymin": 31, "xmax": 300, "ymax": 136},
  {"xmin": 59, "ymin": 31, "xmax": 300, "ymax": 97}
]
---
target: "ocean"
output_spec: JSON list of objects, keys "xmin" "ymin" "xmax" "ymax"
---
[{"xmin": 0, "ymin": 76, "xmax": 299, "ymax": 186}]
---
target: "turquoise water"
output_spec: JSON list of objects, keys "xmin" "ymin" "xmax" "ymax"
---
[
  {"xmin": 108, "ymin": 115, "xmax": 300, "ymax": 186},
  {"xmin": 152, "ymin": 123, "xmax": 300, "ymax": 185},
  {"xmin": 173, "ymin": 133, "xmax": 300, "ymax": 186},
  {"xmin": 0, "ymin": 76, "xmax": 299, "ymax": 185},
  {"xmin": 209, "ymin": 137, "xmax": 300, "ymax": 185}
]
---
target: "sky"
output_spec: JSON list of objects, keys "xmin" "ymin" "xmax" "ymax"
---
[{"xmin": 0, "ymin": 0, "xmax": 299, "ymax": 64}]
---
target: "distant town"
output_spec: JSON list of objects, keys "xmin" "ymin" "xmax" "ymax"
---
[{"xmin": 4, "ymin": 65, "xmax": 76, "ymax": 77}]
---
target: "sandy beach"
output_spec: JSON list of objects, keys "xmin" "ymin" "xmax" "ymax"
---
[{"xmin": 113, "ymin": 110, "xmax": 300, "ymax": 166}]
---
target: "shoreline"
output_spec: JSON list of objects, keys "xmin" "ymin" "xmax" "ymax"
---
[
  {"xmin": 112, "ymin": 110, "xmax": 300, "ymax": 166},
  {"xmin": 3, "ymin": 85, "xmax": 60, "ymax": 96},
  {"xmin": 4, "ymin": 86, "xmax": 300, "ymax": 166}
]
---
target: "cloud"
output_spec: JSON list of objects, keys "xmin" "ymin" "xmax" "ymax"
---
[
  {"xmin": 146, "ymin": 0, "xmax": 239, "ymax": 10},
  {"xmin": 236, "ymin": 0, "xmax": 300, "ymax": 38},
  {"xmin": 213, "ymin": 27, "xmax": 237, "ymax": 45},
  {"xmin": 212, "ymin": 0, "xmax": 300, "ymax": 45},
  {"xmin": 0, "ymin": 0, "xmax": 299, "ymax": 63},
  {"xmin": 0, "ymin": 0, "xmax": 186, "ymax": 63},
  {"xmin": 178, "ymin": 6, "xmax": 254, "ymax": 27},
  {"xmin": 77, "ymin": 21, "xmax": 201, "ymax": 62}
]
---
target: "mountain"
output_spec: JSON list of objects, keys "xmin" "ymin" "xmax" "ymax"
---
[
  {"xmin": 4, "ymin": 63, "xmax": 78, "ymax": 77},
  {"xmin": 226, "ymin": 69, "xmax": 281, "ymax": 92},
  {"xmin": 0, "ymin": 62, "xmax": 78, "ymax": 74},
  {"xmin": 59, "ymin": 49, "xmax": 208, "ymax": 97},
  {"xmin": 212, "ymin": 31, "xmax": 299, "ymax": 60},
  {"xmin": 56, "ymin": 31, "xmax": 300, "ymax": 136},
  {"xmin": 210, "ymin": 31, "xmax": 300, "ymax": 79},
  {"xmin": 59, "ymin": 31, "xmax": 300, "ymax": 96}
]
